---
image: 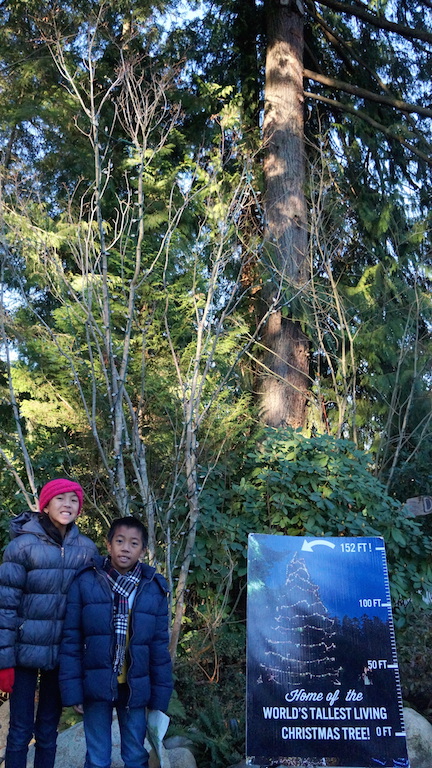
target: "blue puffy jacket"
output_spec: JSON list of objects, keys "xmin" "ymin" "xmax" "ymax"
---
[
  {"xmin": 0, "ymin": 512, "xmax": 98, "ymax": 671},
  {"xmin": 59, "ymin": 557, "xmax": 173, "ymax": 712}
]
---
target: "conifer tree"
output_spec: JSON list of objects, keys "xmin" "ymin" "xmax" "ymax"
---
[
  {"xmin": 264, "ymin": 554, "xmax": 340, "ymax": 688},
  {"xmin": 169, "ymin": 0, "xmax": 432, "ymax": 488},
  {"xmin": 1, "ymin": 0, "xmax": 432, "ymax": 662}
]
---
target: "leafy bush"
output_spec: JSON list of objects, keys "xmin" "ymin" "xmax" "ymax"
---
[
  {"xmin": 172, "ymin": 428, "xmax": 432, "ymax": 762},
  {"xmin": 171, "ymin": 621, "xmax": 245, "ymax": 768},
  {"xmin": 188, "ymin": 428, "xmax": 432, "ymax": 615},
  {"xmin": 229, "ymin": 428, "xmax": 432, "ymax": 609},
  {"xmin": 396, "ymin": 604, "xmax": 432, "ymax": 720},
  {"xmin": 59, "ymin": 706, "xmax": 82, "ymax": 732}
]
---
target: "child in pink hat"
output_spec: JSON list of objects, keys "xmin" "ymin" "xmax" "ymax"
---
[{"xmin": 0, "ymin": 478, "xmax": 98, "ymax": 768}]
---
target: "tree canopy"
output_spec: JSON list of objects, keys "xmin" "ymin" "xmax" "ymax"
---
[{"xmin": 0, "ymin": 0, "xmax": 431, "ymax": 673}]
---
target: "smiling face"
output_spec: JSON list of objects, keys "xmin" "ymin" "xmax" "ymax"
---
[
  {"xmin": 107, "ymin": 525, "xmax": 146, "ymax": 574},
  {"xmin": 43, "ymin": 492, "xmax": 80, "ymax": 533}
]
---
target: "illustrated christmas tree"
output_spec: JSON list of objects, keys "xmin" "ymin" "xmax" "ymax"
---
[{"xmin": 262, "ymin": 553, "xmax": 341, "ymax": 688}]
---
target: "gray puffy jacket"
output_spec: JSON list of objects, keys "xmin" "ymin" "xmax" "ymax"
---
[{"xmin": 0, "ymin": 512, "xmax": 98, "ymax": 671}]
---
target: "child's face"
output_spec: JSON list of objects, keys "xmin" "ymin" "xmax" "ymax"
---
[
  {"xmin": 107, "ymin": 525, "xmax": 146, "ymax": 574},
  {"xmin": 44, "ymin": 492, "xmax": 80, "ymax": 532}
]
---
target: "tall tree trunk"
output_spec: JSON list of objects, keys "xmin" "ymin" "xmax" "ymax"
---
[{"xmin": 258, "ymin": 0, "xmax": 309, "ymax": 428}]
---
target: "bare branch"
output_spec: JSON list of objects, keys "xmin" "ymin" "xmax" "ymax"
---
[
  {"xmin": 314, "ymin": 0, "xmax": 432, "ymax": 44},
  {"xmin": 304, "ymin": 68, "xmax": 432, "ymax": 119}
]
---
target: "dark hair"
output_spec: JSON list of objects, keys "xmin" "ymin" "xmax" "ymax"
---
[{"xmin": 107, "ymin": 516, "xmax": 148, "ymax": 548}]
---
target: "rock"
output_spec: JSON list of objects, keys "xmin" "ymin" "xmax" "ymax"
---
[
  {"xmin": 404, "ymin": 706, "xmax": 432, "ymax": 768},
  {"xmin": 26, "ymin": 719, "xmax": 120, "ymax": 768},
  {"xmin": 27, "ymin": 719, "xmax": 87, "ymax": 768},
  {"xmin": 0, "ymin": 699, "xmax": 10, "ymax": 763},
  {"xmin": 148, "ymin": 742, "xmax": 172, "ymax": 768},
  {"xmin": 164, "ymin": 735, "xmax": 195, "ymax": 752},
  {"xmin": 166, "ymin": 746, "xmax": 197, "ymax": 768},
  {"xmin": 26, "ymin": 717, "xmax": 144, "ymax": 768},
  {"xmin": 3, "ymin": 705, "xmax": 196, "ymax": 768},
  {"xmin": 23, "ymin": 715, "xmax": 199, "ymax": 768}
]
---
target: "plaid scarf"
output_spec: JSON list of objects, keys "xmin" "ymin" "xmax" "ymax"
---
[{"xmin": 103, "ymin": 557, "xmax": 142, "ymax": 674}]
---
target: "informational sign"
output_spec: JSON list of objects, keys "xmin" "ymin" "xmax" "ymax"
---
[{"xmin": 246, "ymin": 534, "xmax": 410, "ymax": 768}]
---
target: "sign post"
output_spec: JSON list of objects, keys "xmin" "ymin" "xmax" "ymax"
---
[{"xmin": 246, "ymin": 534, "xmax": 410, "ymax": 767}]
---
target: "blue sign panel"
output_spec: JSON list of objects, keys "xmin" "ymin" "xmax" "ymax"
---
[{"xmin": 246, "ymin": 534, "xmax": 410, "ymax": 767}]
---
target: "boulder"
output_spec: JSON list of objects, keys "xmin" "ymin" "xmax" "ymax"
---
[
  {"xmin": 24, "ymin": 716, "xmax": 198, "ymax": 768},
  {"xmin": 164, "ymin": 735, "xmax": 195, "ymax": 752},
  {"xmin": 166, "ymin": 746, "xmax": 197, "ymax": 768},
  {"xmin": 26, "ymin": 718, "xmax": 148, "ymax": 768},
  {"xmin": 404, "ymin": 706, "xmax": 432, "ymax": 768},
  {"xmin": 26, "ymin": 718, "xmax": 117, "ymax": 768},
  {"xmin": 0, "ymin": 699, "xmax": 10, "ymax": 764}
]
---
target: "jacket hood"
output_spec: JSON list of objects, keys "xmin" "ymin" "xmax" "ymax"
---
[
  {"xmin": 10, "ymin": 511, "xmax": 42, "ymax": 539},
  {"xmin": 9, "ymin": 510, "xmax": 80, "ymax": 545}
]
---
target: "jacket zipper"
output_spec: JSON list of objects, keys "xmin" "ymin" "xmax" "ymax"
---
[{"xmin": 95, "ymin": 569, "xmax": 118, "ymax": 701}]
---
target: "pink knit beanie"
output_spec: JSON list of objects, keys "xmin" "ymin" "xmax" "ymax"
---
[{"xmin": 38, "ymin": 479, "xmax": 84, "ymax": 515}]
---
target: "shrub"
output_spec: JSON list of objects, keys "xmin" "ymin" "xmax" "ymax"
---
[{"xmin": 228, "ymin": 428, "xmax": 432, "ymax": 610}]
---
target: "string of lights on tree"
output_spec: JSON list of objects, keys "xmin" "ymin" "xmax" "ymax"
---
[{"xmin": 262, "ymin": 554, "xmax": 341, "ymax": 687}]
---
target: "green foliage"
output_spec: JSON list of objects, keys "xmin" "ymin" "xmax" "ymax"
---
[
  {"xmin": 59, "ymin": 707, "xmax": 82, "ymax": 733},
  {"xmin": 0, "ymin": 508, "xmax": 12, "ymax": 552},
  {"xmin": 385, "ymin": 434, "xmax": 432, "ymax": 503},
  {"xmin": 187, "ymin": 428, "xmax": 432, "ymax": 612},
  {"xmin": 166, "ymin": 688, "xmax": 187, "ymax": 721},
  {"xmin": 305, "ymin": 138, "xmax": 432, "ymax": 479},
  {"xmin": 169, "ymin": 426, "xmax": 432, "ymax": 759},
  {"xmin": 172, "ymin": 620, "xmax": 245, "ymax": 768},
  {"xmin": 0, "ymin": 0, "xmax": 431, "ymax": 734},
  {"xmin": 180, "ymin": 696, "xmax": 243, "ymax": 768},
  {"xmin": 397, "ymin": 604, "xmax": 432, "ymax": 719}
]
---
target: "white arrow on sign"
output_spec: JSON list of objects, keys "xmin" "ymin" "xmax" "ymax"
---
[{"xmin": 301, "ymin": 538, "xmax": 336, "ymax": 552}]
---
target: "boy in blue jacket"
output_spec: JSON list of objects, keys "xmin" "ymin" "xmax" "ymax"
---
[{"xmin": 59, "ymin": 516, "xmax": 173, "ymax": 768}]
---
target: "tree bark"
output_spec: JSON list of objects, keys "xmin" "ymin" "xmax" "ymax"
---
[{"xmin": 258, "ymin": 0, "xmax": 309, "ymax": 428}]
